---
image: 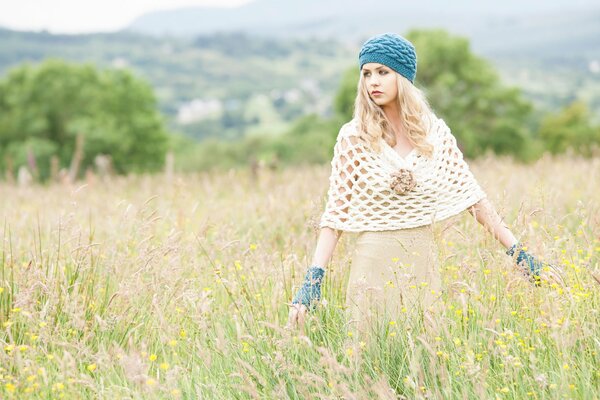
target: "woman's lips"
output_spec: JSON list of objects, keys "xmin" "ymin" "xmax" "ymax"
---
[{"xmin": 372, "ymin": 91, "xmax": 383, "ymax": 96}]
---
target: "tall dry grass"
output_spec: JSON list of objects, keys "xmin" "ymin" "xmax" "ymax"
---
[{"xmin": 0, "ymin": 153, "xmax": 599, "ymax": 399}]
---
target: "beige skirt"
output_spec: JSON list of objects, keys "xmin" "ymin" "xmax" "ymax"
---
[{"xmin": 345, "ymin": 223, "xmax": 443, "ymax": 336}]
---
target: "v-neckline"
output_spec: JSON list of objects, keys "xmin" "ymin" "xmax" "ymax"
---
[{"xmin": 381, "ymin": 139, "xmax": 417, "ymax": 162}]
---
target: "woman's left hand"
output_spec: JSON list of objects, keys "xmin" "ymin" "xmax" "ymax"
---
[{"xmin": 506, "ymin": 242, "xmax": 566, "ymax": 287}]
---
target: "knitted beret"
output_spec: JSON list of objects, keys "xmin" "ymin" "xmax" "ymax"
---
[{"xmin": 358, "ymin": 33, "xmax": 417, "ymax": 83}]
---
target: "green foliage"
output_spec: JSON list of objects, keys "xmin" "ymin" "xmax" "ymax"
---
[
  {"xmin": 538, "ymin": 101, "xmax": 600, "ymax": 157},
  {"xmin": 0, "ymin": 59, "xmax": 169, "ymax": 180},
  {"xmin": 194, "ymin": 32, "xmax": 293, "ymax": 59},
  {"xmin": 333, "ymin": 67, "xmax": 359, "ymax": 122},
  {"xmin": 272, "ymin": 114, "xmax": 344, "ymax": 164},
  {"xmin": 173, "ymin": 113, "xmax": 346, "ymax": 172},
  {"xmin": 406, "ymin": 29, "xmax": 536, "ymax": 161}
]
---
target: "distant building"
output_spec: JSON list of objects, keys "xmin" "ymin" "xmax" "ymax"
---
[
  {"xmin": 176, "ymin": 98, "xmax": 223, "ymax": 124},
  {"xmin": 111, "ymin": 57, "xmax": 130, "ymax": 69}
]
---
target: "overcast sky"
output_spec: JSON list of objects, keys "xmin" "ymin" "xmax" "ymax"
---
[{"xmin": 0, "ymin": 0, "xmax": 254, "ymax": 34}]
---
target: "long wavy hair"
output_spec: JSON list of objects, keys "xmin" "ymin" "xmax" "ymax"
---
[{"xmin": 353, "ymin": 70, "xmax": 436, "ymax": 159}]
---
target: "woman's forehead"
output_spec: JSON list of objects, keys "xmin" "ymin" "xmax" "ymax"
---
[{"xmin": 362, "ymin": 62, "xmax": 387, "ymax": 70}]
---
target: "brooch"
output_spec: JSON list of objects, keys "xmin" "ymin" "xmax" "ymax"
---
[{"xmin": 390, "ymin": 168, "xmax": 417, "ymax": 195}]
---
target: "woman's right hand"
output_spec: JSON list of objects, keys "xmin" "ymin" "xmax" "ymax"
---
[
  {"xmin": 286, "ymin": 303, "xmax": 308, "ymax": 330},
  {"xmin": 285, "ymin": 265, "xmax": 325, "ymax": 330}
]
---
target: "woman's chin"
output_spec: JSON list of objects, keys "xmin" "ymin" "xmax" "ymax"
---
[{"xmin": 373, "ymin": 98, "xmax": 392, "ymax": 107}]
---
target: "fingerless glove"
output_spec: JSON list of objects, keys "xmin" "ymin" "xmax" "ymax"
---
[
  {"xmin": 291, "ymin": 265, "xmax": 325, "ymax": 311},
  {"xmin": 506, "ymin": 242, "xmax": 544, "ymax": 285}
]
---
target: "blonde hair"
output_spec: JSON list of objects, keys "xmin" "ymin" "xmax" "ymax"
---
[{"xmin": 353, "ymin": 70, "xmax": 435, "ymax": 158}]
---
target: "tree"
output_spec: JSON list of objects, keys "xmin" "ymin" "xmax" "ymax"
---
[
  {"xmin": 406, "ymin": 29, "xmax": 535, "ymax": 160},
  {"xmin": 538, "ymin": 100, "xmax": 600, "ymax": 157},
  {"xmin": 0, "ymin": 59, "xmax": 169, "ymax": 181},
  {"xmin": 333, "ymin": 67, "xmax": 359, "ymax": 122}
]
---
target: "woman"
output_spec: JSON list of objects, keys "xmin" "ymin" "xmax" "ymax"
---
[{"xmin": 286, "ymin": 33, "xmax": 561, "ymax": 334}]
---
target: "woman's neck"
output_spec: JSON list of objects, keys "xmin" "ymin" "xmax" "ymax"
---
[{"xmin": 383, "ymin": 112, "xmax": 406, "ymax": 142}]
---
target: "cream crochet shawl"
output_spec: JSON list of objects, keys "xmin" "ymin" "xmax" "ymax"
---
[{"xmin": 319, "ymin": 115, "xmax": 487, "ymax": 232}]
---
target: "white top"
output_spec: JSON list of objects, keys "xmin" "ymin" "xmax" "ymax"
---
[{"xmin": 319, "ymin": 115, "xmax": 487, "ymax": 232}]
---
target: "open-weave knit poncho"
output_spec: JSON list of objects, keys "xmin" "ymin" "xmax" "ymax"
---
[{"xmin": 319, "ymin": 115, "xmax": 487, "ymax": 232}]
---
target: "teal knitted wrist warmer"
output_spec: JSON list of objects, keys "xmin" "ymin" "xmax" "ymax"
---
[
  {"xmin": 506, "ymin": 242, "xmax": 543, "ymax": 282},
  {"xmin": 291, "ymin": 265, "xmax": 325, "ymax": 311}
]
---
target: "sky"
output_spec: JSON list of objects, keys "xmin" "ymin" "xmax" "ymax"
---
[{"xmin": 0, "ymin": 0, "xmax": 254, "ymax": 34}]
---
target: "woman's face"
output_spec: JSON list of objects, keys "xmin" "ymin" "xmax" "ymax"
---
[{"xmin": 361, "ymin": 62, "xmax": 398, "ymax": 107}]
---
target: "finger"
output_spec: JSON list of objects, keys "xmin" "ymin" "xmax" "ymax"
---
[
  {"xmin": 297, "ymin": 306, "xmax": 307, "ymax": 327},
  {"xmin": 285, "ymin": 318, "xmax": 295, "ymax": 330},
  {"xmin": 285, "ymin": 317, "xmax": 296, "ymax": 330},
  {"xmin": 287, "ymin": 308, "xmax": 298, "ymax": 326}
]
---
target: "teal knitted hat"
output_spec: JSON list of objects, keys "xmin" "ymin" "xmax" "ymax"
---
[{"xmin": 358, "ymin": 33, "xmax": 417, "ymax": 83}]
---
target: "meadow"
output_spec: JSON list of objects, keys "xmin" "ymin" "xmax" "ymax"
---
[{"xmin": 0, "ymin": 153, "xmax": 599, "ymax": 399}]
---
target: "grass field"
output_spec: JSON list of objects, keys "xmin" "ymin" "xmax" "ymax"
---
[{"xmin": 1, "ymin": 153, "xmax": 599, "ymax": 399}]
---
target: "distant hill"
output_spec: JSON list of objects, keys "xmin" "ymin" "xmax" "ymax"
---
[{"xmin": 127, "ymin": 0, "xmax": 600, "ymax": 57}]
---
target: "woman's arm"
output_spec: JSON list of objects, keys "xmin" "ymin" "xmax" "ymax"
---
[
  {"xmin": 311, "ymin": 227, "xmax": 342, "ymax": 268},
  {"xmin": 287, "ymin": 226, "xmax": 342, "ymax": 326},
  {"xmin": 467, "ymin": 197, "xmax": 566, "ymax": 286},
  {"xmin": 467, "ymin": 197, "xmax": 518, "ymax": 250}
]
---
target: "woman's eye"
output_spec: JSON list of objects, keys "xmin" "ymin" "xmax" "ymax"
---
[{"xmin": 363, "ymin": 70, "xmax": 387, "ymax": 77}]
